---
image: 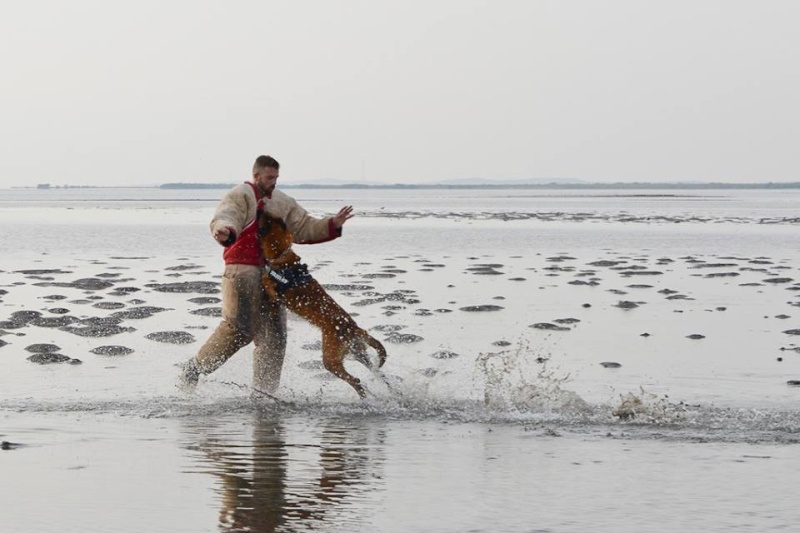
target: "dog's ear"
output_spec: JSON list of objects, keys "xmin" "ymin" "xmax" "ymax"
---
[
  {"xmin": 276, "ymin": 217, "xmax": 287, "ymax": 232},
  {"xmin": 258, "ymin": 213, "xmax": 290, "ymax": 242},
  {"xmin": 257, "ymin": 210, "xmax": 271, "ymax": 237}
]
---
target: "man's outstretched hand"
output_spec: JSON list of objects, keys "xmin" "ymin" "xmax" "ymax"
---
[{"xmin": 332, "ymin": 205, "xmax": 355, "ymax": 229}]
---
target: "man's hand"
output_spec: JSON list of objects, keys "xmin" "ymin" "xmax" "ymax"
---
[
  {"xmin": 332, "ymin": 205, "xmax": 354, "ymax": 229},
  {"xmin": 213, "ymin": 227, "xmax": 233, "ymax": 245}
]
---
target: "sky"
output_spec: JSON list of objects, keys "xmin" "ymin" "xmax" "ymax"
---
[{"xmin": 1, "ymin": 0, "xmax": 799, "ymax": 187}]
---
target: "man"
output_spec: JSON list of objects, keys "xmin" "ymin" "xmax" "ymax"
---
[{"xmin": 178, "ymin": 155, "xmax": 354, "ymax": 395}]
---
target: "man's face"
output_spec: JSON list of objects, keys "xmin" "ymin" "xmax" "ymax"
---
[{"xmin": 254, "ymin": 167, "xmax": 279, "ymax": 196}]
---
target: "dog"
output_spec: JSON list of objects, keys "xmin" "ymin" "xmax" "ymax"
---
[{"xmin": 257, "ymin": 212, "xmax": 388, "ymax": 398}]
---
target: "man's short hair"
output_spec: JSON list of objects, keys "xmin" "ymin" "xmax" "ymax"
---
[{"xmin": 253, "ymin": 155, "xmax": 280, "ymax": 173}]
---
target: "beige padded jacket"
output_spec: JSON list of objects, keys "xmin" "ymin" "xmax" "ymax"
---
[{"xmin": 210, "ymin": 182, "xmax": 339, "ymax": 265}]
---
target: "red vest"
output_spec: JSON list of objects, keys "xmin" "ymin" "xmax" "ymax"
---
[{"xmin": 222, "ymin": 182, "xmax": 265, "ymax": 266}]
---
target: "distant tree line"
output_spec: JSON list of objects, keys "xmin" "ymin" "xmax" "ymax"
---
[
  {"xmin": 160, "ymin": 183, "xmax": 237, "ymax": 189},
  {"xmin": 159, "ymin": 182, "xmax": 800, "ymax": 190}
]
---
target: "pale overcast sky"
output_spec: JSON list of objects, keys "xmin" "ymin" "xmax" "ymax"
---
[{"xmin": 1, "ymin": 0, "xmax": 798, "ymax": 187}]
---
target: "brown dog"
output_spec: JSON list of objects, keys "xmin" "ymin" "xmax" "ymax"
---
[{"xmin": 257, "ymin": 212, "xmax": 388, "ymax": 398}]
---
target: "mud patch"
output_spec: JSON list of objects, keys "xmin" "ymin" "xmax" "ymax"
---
[
  {"xmin": 459, "ymin": 305, "xmax": 504, "ymax": 312},
  {"xmin": 145, "ymin": 281, "xmax": 220, "ymax": 294},
  {"xmin": 90, "ymin": 345, "xmax": 135, "ymax": 356},
  {"xmin": 145, "ymin": 331, "xmax": 196, "ymax": 344}
]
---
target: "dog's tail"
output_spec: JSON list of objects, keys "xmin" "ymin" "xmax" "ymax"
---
[
  {"xmin": 365, "ymin": 334, "xmax": 388, "ymax": 368},
  {"xmin": 354, "ymin": 332, "xmax": 395, "ymax": 396},
  {"xmin": 352, "ymin": 331, "xmax": 388, "ymax": 369}
]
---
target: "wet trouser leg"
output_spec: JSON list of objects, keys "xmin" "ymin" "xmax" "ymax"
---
[
  {"xmin": 252, "ymin": 298, "xmax": 287, "ymax": 395},
  {"xmin": 194, "ymin": 264, "xmax": 287, "ymax": 393}
]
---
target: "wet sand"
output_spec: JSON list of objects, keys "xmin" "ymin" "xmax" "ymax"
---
[{"xmin": 2, "ymin": 229, "xmax": 798, "ymax": 410}]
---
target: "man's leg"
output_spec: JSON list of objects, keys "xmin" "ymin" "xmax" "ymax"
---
[
  {"xmin": 181, "ymin": 265, "xmax": 256, "ymax": 388},
  {"xmin": 252, "ymin": 294, "xmax": 288, "ymax": 395}
]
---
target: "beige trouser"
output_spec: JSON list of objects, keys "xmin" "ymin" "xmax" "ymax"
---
[{"xmin": 194, "ymin": 264, "xmax": 287, "ymax": 394}]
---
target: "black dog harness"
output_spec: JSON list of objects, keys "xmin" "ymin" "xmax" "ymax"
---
[{"xmin": 263, "ymin": 262, "xmax": 313, "ymax": 295}]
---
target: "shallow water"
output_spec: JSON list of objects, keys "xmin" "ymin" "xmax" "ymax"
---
[
  {"xmin": 2, "ymin": 187, "xmax": 800, "ymax": 532},
  {"xmin": 4, "ymin": 409, "xmax": 800, "ymax": 533}
]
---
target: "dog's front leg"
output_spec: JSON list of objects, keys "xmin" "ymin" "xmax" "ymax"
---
[{"xmin": 261, "ymin": 275, "xmax": 279, "ymax": 302}]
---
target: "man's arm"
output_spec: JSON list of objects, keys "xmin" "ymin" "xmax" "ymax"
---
[
  {"xmin": 268, "ymin": 191, "xmax": 351, "ymax": 245},
  {"xmin": 209, "ymin": 185, "xmax": 253, "ymax": 246},
  {"xmin": 291, "ymin": 204, "xmax": 354, "ymax": 244}
]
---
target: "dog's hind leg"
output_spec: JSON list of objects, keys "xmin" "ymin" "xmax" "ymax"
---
[{"xmin": 322, "ymin": 334, "xmax": 367, "ymax": 399}]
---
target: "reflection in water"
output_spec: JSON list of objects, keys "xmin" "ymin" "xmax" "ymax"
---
[{"xmin": 184, "ymin": 415, "xmax": 386, "ymax": 532}]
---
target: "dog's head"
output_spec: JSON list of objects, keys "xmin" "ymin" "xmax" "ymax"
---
[{"xmin": 257, "ymin": 212, "xmax": 293, "ymax": 261}]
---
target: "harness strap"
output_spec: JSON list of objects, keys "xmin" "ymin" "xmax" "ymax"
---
[{"xmin": 263, "ymin": 262, "xmax": 313, "ymax": 294}]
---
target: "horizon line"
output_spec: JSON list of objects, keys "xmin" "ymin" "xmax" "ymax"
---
[{"xmin": 13, "ymin": 180, "xmax": 800, "ymax": 190}]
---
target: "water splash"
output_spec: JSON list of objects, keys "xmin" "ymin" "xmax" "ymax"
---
[
  {"xmin": 476, "ymin": 340, "xmax": 589, "ymax": 416},
  {"xmin": 611, "ymin": 387, "xmax": 687, "ymax": 424}
]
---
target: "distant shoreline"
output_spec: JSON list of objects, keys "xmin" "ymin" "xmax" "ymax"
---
[{"xmin": 15, "ymin": 181, "xmax": 800, "ymax": 191}]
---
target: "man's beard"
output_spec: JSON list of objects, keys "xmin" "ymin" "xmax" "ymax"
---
[{"xmin": 258, "ymin": 182, "xmax": 275, "ymax": 197}]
